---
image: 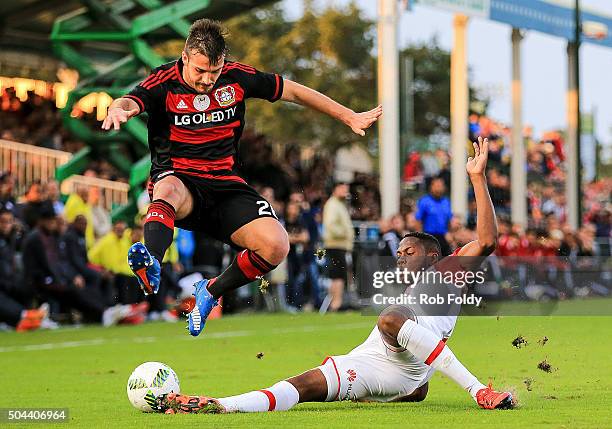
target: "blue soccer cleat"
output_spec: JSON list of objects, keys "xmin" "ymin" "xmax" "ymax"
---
[
  {"xmin": 187, "ymin": 279, "xmax": 218, "ymax": 337},
  {"xmin": 127, "ymin": 242, "xmax": 161, "ymax": 295}
]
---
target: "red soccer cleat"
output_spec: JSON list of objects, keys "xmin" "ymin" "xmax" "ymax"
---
[
  {"xmin": 15, "ymin": 307, "xmax": 47, "ymax": 332},
  {"xmin": 476, "ymin": 383, "xmax": 514, "ymax": 409},
  {"xmin": 155, "ymin": 393, "xmax": 226, "ymax": 414},
  {"xmin": 15, "ymin": 314, "xmax": 42, "ymax": 332}
]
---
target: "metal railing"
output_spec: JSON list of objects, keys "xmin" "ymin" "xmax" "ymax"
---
[
  {"xmin": 60, "ymin": 175, "xmax": 130, "ymax": 212},
  {"xmin": 0, "ymin": 139, "xmax": 72, "ymax": 195}
]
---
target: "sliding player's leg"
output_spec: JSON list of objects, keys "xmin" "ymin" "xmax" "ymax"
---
[
  {"xmin": 156, "ymin": 338, "xmax": 439, "ymax": 414},
  {"xmin": 377, "ymin": 305, "xmax": 513, "ymax": 409},
  {"xmin": 156, "ymin": 368, "xmax": 327, "ymax": 414}
]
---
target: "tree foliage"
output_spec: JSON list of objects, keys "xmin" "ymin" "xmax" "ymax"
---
[
  {"xmin": 224, "ymin": 2, "xmax": 487, "ymax": 150},
  {"xmin": 226, "ymin": 1, "xmax": 376, "ymax": 151},
  {"xmin": 401, "ymin": 40, "xmax": 488, "ymax": 137}
]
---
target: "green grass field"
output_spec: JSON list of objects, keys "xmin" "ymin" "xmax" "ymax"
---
[{"xmin": 2, "ymin": 302, "xmax": 611, "ymax": 428}]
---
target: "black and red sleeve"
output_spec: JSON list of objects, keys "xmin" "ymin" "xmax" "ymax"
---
[
  {"xmin": 124, "ymin": 70, "xmax": 166, "ymax": 113},
  {"xmin": 231, "ymin": 63, "xmax": 283, "ymax": 102}
]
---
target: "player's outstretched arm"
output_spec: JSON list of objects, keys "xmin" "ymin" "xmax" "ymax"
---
[
  {"xmin": 281, "ymin": 79, "xmax": 382, "ymax": 136},
  {"xmin": 101, "ymin": 98, "xmax": 140, "ymax": 130},
  {"xmin": 455, "ymin": 136, "xmax": 498, "ymax": 258}
]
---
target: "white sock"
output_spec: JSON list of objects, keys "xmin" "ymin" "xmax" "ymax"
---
[
  {"xmin": 397, "ymin": 320, "xmax": 485, "ymax": 400},
  {"xmin": 217, "ymin": 391, "xmax": 268, "ymax": 412},
  {"xmin": 217, "ymin": 381, "xmax": 300, "ymax": 412}
]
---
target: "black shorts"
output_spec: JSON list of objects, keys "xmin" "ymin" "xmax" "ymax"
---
[
  {"xmin": 148, "ymin": 172, "xmax": 278, "ymax": 248},
  {"xmin": 325, "ymin": 248, "xmax": 349, "ymax": 280}
]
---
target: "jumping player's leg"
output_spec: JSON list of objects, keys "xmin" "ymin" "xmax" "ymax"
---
[
  {"xmin": 206, "ymin": 217, "xmax": 289, "ymax": 299},
  {"xmin": 377, "ymin": 305, "xmax": 512, "ymax": 409},
  {"xmin": 157, "ymin": 368, "xmax": 328, "ymax": 414},
  {"xmin": 129, "ymin": 175, "xmax": 194, "ymax": 294},
  {"xmin": 145, "ymin": 175, "xmax": 194, "ymax": 261}
]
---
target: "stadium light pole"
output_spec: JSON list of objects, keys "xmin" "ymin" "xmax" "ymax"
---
[
  {"xmin": 378, "ymin": 0, "xmax": 401, "ymax": 218},
  {"xmin": 566, "ymin": 0, "xmax": 582, "ymax": 230},
  {"xmin": 450, "ymin": 14, "xmax": 469, "ymax": 220},
  {"xmin": 510, "ymin": 28, "xmax": 527, "ymax": 228}
]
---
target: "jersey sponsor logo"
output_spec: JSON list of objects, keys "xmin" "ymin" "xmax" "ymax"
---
[
  {"xmin": 342, "ymin": 369, "xmax": 357, "ymax": 400},
  {"xmin": 173, "ymin": 106, "xmax": 237, "ymax": 126},
  {"xmin": 193, "ymin": 94, "xmax": 211, "ymax": 111},
  {"xmin": 214, "ymin": 85, "xmax": 236, "ymax": 107},
  {"xmin": 176, "ymin": 99, "xmax": 188, "ymax": 109},
  {"xmin": 346, "ymin": 369, "xmax": 357, "ymax": 382}
]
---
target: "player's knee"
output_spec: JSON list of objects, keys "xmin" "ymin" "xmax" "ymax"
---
[
  {"xmin": 270, "ymin": 237, "xmax": 290, "ymax": 265},
  {"xmin": 286, "ymin": 369, "xmax": 328, "ymax": 402},
  {"xmin": 377, "ymin": 305, "xmax": 415, "ymax": 340},
  {"xmin": 153, "ymin": 179, "xmax": 184, "ymax": 207},
  {"xmin": 377, "ymin": 313, "xmax": 405, "ymax": 339},
  {"xmin": 258, "ymin": 233, "xmax": 289, "ymax": 265}
]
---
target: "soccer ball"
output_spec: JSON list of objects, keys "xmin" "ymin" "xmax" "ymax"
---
[{"xmin": 126, "ymin": 362, "xmax": 180, "ymax": 412}]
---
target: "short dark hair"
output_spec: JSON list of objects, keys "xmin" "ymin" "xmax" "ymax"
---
[
  {"xmin": 185, "ymin": 19, "xmax": 228, "ymax": 64},
  {"xmin": 38, "ymin": 201, "xmax": 56, "ymax": 219},
  {"xmin": 429, "ymin": 176, "xmax": 445, "ymax": 187},
  {"xmin": 402, "ymin": 231, "xmax": 441, "ymax": 255}
]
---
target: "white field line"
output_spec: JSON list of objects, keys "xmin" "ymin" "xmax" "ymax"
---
[{"xmin": 0, "ymin": 321, "xmax": 372, "ymax": 353}]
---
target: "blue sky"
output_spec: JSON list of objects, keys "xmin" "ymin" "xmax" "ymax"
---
[{"xmin": 283, "ymin": 0, "xmax": 612, "ymax": 145}]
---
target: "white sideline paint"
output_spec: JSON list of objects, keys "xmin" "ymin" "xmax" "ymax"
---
[{"xmin": 0, "ymin": 322, "xmax": 372, "ymax": 354}]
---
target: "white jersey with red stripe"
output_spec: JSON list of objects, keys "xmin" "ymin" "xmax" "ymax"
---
[
  {"xmin": 356, "ymin": 314, "xmax": 456, "ymax": 382},
  {"xmin": 317, "ymin": 314, "xmax": 458, "ymax": 403},
  {"xmin": 317, "ymin": 248, "xmax": 464, "ymax": 403}
]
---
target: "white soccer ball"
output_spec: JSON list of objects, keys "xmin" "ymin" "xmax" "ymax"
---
[{"xmin": 126, "ymin": 362, "xmax": 180, "ymax": 412}]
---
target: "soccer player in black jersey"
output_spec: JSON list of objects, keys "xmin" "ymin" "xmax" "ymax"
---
[{"xmin": 101, "ymin": 19, "xmax": 382, "ymax": 336}]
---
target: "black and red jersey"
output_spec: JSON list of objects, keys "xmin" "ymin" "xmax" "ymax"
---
[{"xmin": 124, "ymin": 58, "xmax": 283, "ymax": 183}]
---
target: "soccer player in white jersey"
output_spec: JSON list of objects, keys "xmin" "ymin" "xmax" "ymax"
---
[{"xmin": 156, "ymin": 137, "xmax": 514, "ymax": 414}]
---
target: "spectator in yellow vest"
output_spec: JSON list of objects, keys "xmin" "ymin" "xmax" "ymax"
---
[{"xmin": 64, "ymin": 185, "xmax": 95, "ymax": 249}]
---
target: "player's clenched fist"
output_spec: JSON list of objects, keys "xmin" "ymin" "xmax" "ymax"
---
[{"xmin": 101, "ymin": 107, "xmax": 139, "ymax": 130}]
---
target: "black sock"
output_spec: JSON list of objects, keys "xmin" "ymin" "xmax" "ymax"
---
[
  {"xmin": 144, "ymin": 199, "xmax": 176, "ymax": 262},
  {"xmin": 207, "ymin": 250, "xmax": 276, "ymax": 299}
]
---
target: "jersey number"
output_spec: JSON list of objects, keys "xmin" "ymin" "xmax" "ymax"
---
[{"xmin": 256, "ymin": 200, "xmax": 277, "ymax": 219}]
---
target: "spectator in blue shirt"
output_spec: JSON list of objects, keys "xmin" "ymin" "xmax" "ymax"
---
[{"xmin": 415, "ymin": 177, "xmax": 453, "ymax": 255}]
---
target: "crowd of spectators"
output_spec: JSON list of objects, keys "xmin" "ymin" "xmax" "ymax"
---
[
  {"xmin": 1, "ymin": 88, "xmax": 79, "ymax": 152},
  {"xmin": 0, "ymin": 171, "xmax": 185, "ymax": 332},
  {"xmin": 400, "ymin": 114, "xmax": 610, "ymax": 252}
]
